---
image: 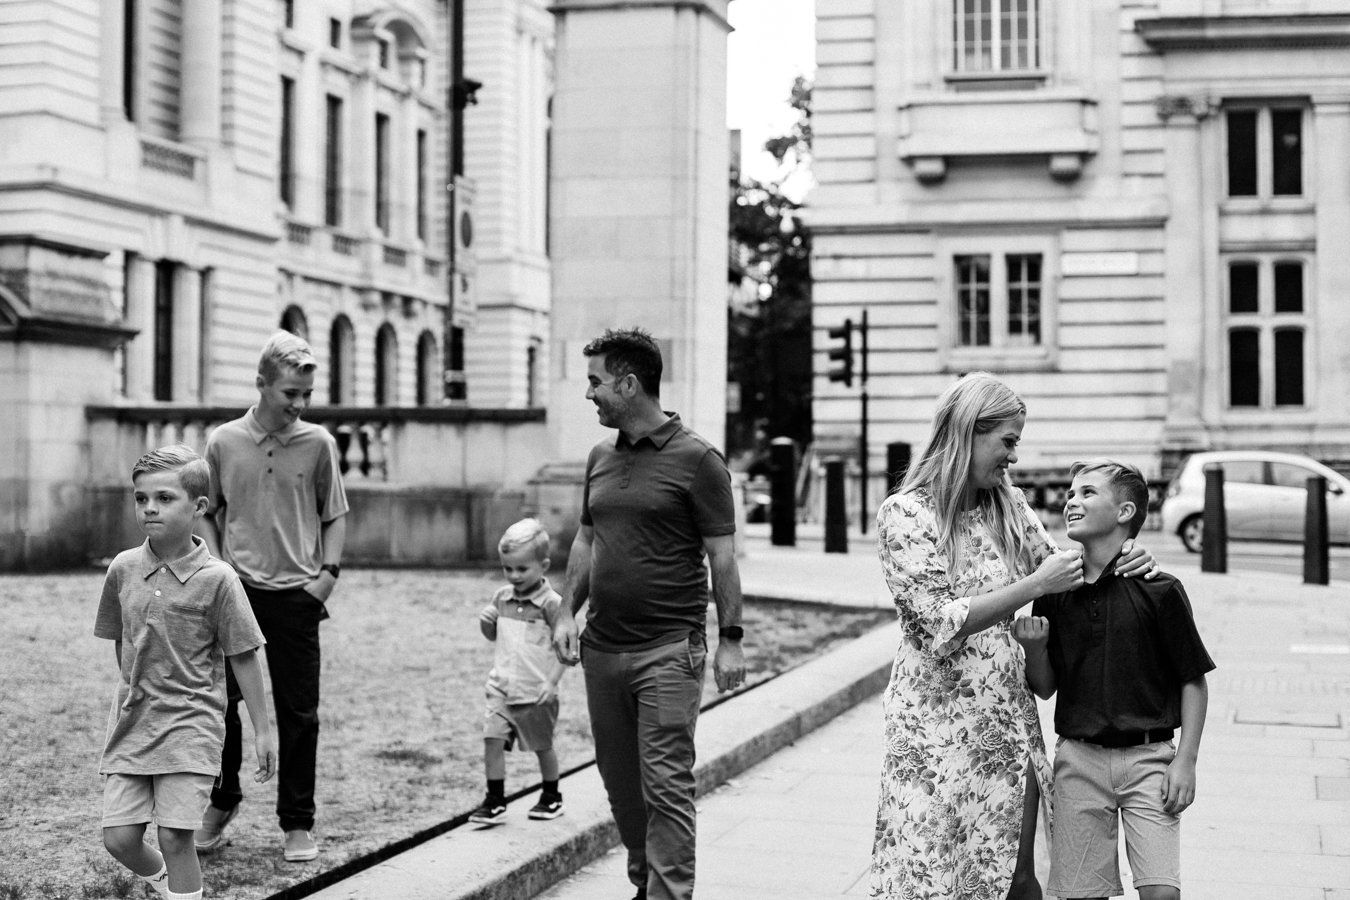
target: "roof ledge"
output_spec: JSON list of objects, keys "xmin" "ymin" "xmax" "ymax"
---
[{"xmin": 1136, "ymin": 14, "xmax": 1350, "ymax": 51}]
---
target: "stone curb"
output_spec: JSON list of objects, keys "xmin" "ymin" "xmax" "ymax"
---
[{"xmin": 304, "ymin": 621, "xmax": 901, "ymax": 900}]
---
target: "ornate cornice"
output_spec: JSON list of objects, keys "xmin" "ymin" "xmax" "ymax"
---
[
  {"xmin": 1136, "ymin": 14, "xmax": 1350, "ymax": 51},
  {"xmin": 1155, "ymin": 94, "xmax": 1213, "ymax": 122}
]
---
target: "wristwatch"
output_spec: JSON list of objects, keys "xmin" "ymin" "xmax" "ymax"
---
[
  {"xmin": 320, "ymin": 564, "xmax": 341, "ymax": 579},
  {"xmin": 718, "ymin": 625, "xmax": 744, "ymax": 642}
]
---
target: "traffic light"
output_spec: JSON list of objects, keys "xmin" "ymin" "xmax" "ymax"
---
[{"xmin": 828, "ymin": 319, "xmax": 854, "ymax": 386}]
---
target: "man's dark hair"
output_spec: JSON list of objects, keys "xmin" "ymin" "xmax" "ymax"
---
[{"xmin": 583, "ymin": 328, "xmax": 663, "ymax": 397}]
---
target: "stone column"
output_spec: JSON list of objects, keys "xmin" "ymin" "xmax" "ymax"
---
[
  {"xmin": 181, "ymin": 0, "xmax": 223, "ymax": 146},
  {"xmin": 1313, "ymin": 98, "xmax": 1350, "ymax": 423},
  {"xmin": 123, "ymin": 255, "xmax": 156, "ymax": 402},
  {"xmin": 173, "ymin": 267, "xmax": 203, "ymax": 401},
  {"xmin": 99, "ymin": 1, "xmax": 127, "ymax": 124},
  {"xmin": 547, "ymin": 0, "xmax": 731, "ymax": 461},
  {"xmin": 1156, "ymin": 94, "xmax": 1212, "ymax": 451}
]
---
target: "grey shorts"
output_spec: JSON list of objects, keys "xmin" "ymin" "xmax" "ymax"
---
[
  {"xmin": 1048, "ymin": 737, "xmax": 1182, "ymax": 898},
  {"xmin": 484, "ymin": 692, "xmax": 558, "ymax": 753},
  {"xmin": 102, "ymin": 772, "xmax": 215, "ymax": 831}
]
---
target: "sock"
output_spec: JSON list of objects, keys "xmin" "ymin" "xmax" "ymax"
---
[
  {"xmin": 487, "ymin": 779, "xmax": 505, "ymax": 802},
  {"xmin": 166, "ymin": 891, "xmax": 203, "ymax": 900},
  {"xmin": 139, "ymin": 864, "xmax": 170, "ymax": 897},
  {"xmin": 542, "ymin": 780, "xmax": 560, "ymax": 797}
]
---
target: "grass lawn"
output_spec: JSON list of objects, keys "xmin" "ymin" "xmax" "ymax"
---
[{"xmin": 0, "ymin": 568, "xmax": 892, "ymax": 900}]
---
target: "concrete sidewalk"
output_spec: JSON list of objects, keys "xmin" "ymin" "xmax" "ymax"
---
[{"xmin": 306, "ymin": 534, "xmax": 1350, "ymax": 900}]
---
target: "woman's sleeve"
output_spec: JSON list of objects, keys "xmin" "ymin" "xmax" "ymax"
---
[
  {"xmin": 1018, "ymin": 488, "xmax": 1059, "ymax": 567},
  {"xmin": 877, "ymin": 493, "xmax": 969, "ymax": 657}
]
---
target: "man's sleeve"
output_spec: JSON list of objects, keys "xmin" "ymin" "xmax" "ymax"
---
[
  {"xmin": 1157, "ymin": 581, "xmax": 1216, "ymax": 682},
  {"xmin": 315, "ymin": 431, "xmax": 350, "ymax": 522},
  {"xmin": 689, "ymin": 449, "xmax": 736, "ymax": 537},
  {"xmin": 204, "ymin": 430, "xmax": 225, "ymax": 516}
]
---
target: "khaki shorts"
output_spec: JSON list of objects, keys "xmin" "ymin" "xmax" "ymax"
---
[
  {"xmin": 484, "ymin": 691, "xmax": 558, "ymax": 753},
  {"xmin": 102, "ymin": 772, "xmax": 215, "ymax": 831},
  {"xmin": 1048, "ymin": 737, "xmax": 1182, "ymax": 898}
]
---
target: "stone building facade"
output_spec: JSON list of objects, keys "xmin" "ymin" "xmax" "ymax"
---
[{"xmin": 809, "ymin": 0, "xmax": 1350, "ymax": 492}]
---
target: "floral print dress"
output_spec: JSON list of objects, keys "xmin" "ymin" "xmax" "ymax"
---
[{"xmin": 869, "ymin": 487, "xmax": 1056, "ymax": 900}]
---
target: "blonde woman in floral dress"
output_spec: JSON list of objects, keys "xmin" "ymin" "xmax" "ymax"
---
[{"xmin": 869, "ymin": 373, "xmax": 1155, "ymax": 900}]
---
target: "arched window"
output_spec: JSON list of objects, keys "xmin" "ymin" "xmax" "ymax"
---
[
  {"xmin": 375, "ymin": 322, "xmax": 398, "ymax": 406},
  {"xmin": 329, "ymin": 315, "xmax": 355, "ymax": 405},
  {"xmin": 416, "ymin": 330, "xmax": 438, "ymax": 406},
  {"xmin": 280, "ymin": 304, "xmax": 308, "ymax": 340}
]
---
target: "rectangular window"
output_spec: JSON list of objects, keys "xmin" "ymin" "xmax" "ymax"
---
[
  {"xmin": 324, "ymin": 95, "xmax": 343, "ymax": 227},
  {"xmin": 416, "ymin": 129, "xmax": 428, "ymax": 241},
  {"xmin": 375, "ymin": 113, "xmax": 390, "ymax": 232},
  {"xmin": 329, "ymin": 17, "xmax": 342, "ymax": 49},
  {"xmin": 279, "ymin": 76, "xmax": 295, "ymax": 207},
  {"xmin": 122, "ymin": 0, "xmax": 137, "ymax": 121},
  {"xmin": 1225, "ymin": 256, "xmax": 1309, "ymax": 409},
  {"xmin": 1226, "ymin": 106, "xmax": 1304, "ymax": 199},
  {"xmin": 281, "ymin": 0, "xmax": 294, "ymax": 28},
  {"xmin": 378, "ymin": 37, "xmax": 392, "ymax": 69},
  {"xmin": 953, "ymin": 0, "xmax": 1039, "ymax": 74},
  {"xmin": 955, "ymin": 253, "xmax": 1043, "ymax": 349},
  {"xmin": 153, "ymin": 260, "xmax": 175, "ymax": 402}
]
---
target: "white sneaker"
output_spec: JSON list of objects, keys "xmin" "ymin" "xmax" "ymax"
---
[{"xmin": 283, "ymin": 829, "xmax": 319, "ymax": 862}]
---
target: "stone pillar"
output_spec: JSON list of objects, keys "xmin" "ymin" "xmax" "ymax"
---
[
  {"xmin": 547, "ymin": 0, "xmax": 731, "ymax": 461},
  {"xmin": 173, "ymin": 267, "xmax": 203, "ymax": 401},
  {"xmin": 1313, "ymin": 98, "xmax": 1350, "ymax": 423},
  {"xmin": 181, "ymin": 0, "xmax": 223, "ymax": 146},
  {"xmin": 99, "ymin": 1, "xmax": 127, "ymax": 124},
  {"xmin": 124, "ymin": 255, "xmax": 156, "ymax": 402},
  {"xmin": 1156, "ymin": 95, "xmax": 1212, "ymax": 451}
]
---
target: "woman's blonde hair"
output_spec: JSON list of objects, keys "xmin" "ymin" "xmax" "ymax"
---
[{"xmin": 899, "ymin": 371, "xmax": 1034, "ymax": 575}]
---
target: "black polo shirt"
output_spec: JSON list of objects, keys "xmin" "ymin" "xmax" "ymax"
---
[
  {"xmin": 580, "ymin": 413, "xmax": 736, "ymax": 652},
  {"xmin": 1032, "ymin": 555, "xmax": 1216, "ymax": 744}
]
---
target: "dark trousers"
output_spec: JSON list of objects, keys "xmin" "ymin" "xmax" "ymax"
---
[
  {"xmin": 583, "ymin": 635, "xmax": 706, "ymax": 900},
  {"xmin": 212, "ymin": 585, "xmax": 325, "ymax": 832}
]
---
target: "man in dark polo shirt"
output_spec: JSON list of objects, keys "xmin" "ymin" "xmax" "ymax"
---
[
  {"xmin": 1015, "ymin": 459, "xmax": 1214, "ymax": 900},
  {"xmin": 552, "ymin": 328, "xmax": 745, "ymax": 900}
]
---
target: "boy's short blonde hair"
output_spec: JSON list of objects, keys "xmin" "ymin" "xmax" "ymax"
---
[
  {"xmin": 258, "ymin": 330, "xmax": 318, "ymax": 383},
  {"xmin": 1069, "ymin": 458, "xmax": 1150, "ymax": 538},
  {"xmin": 498, "ymin": 518, "xmax": 550, "ymax": 562},
  {"xmin": 132, "ymin": 444, "xmax": 211, "ymax": 499}
]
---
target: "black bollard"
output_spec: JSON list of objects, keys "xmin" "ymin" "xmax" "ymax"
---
[
  {"xmin": 769, "ymin": 438, "xmax": 797, "ymax": 547},
  {"xmin": 886, "ymin": 441, "xmax": 911, "ymax": 493},
  {"xmin": 824, "ymin": 458, "xmax": 848, "ymax": 553},
  {"xmin": 1201, "ymin": 464, "xmax": 1227, "ymax": 574},
  {"xmin": 1304, "ymin": 475, "xmax": 1329, "ymax": 585}
]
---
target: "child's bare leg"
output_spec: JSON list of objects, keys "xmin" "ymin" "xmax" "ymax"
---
[
  {"xmin": 1005, "ymin": 768, "xmax": 1043, "ymax": 900},
  {"xmin": 537, "ymin": 748, "xmax": 559, "ymax": 782},
  {"xmin": 1138, "ymin": 886, "xmax": 1179, "ymax": 900},
  {"xmin": 158, "ymin": 826, "xmax": 202, "ymax": 893},
  {"xmin": 484, "ymin": 738, "xmax": 507, "ymax": 781},
  {"xmin": 103, "ymin": 823, "xmax": 163, "ymax": 876}
]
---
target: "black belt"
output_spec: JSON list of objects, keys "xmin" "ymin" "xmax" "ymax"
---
[{"xmin": 1084, "ymin": 729, "xmax": 1174, "ymax": 748}]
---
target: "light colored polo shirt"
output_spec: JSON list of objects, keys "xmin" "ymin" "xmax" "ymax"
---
[
  {"xmin": 480, "ymin": 578, "xmax": 566, "ymax": 705},
  {"xmin": 206, "ymin": 407, "xmax": 349, "ymax": 590},
  {"xmin": 94, "ymin": 536, "xmax": 265, "ymax": 776}
]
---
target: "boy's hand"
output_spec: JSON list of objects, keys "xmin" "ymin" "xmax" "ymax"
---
[
  {"xmin": 537, "ymin": 683, "xmax": 558, "ymax": 704},
  {"xmin": 303, "ymin": 571, "xmax": 337, "ymax": 603},
  {"xmin": 1114, "ymin": 538, "xmax": 1161, "ymax": 580},
  {"xmin": 1012, "ymin": 615, "xmax": 1049, "ymax": 650},
  {"xmin": 254, "ymin": 733, "xmax": 277, "ymax": 783},
  {"xmin": 1161, "ymin": 754, "xmax": 1196, "ymax": 814}
]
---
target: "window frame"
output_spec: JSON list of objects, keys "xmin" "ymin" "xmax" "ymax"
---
[
  {"xmin": 1222, "ymin": 253, "xmax": 1312, "ymax": 411},
  {"xmin": 1223, "ymin": 103, "xmax": 1309, "ymax": 203},
  {"xmin": 949, "ymin": 0, "xmax": 1044, "ymax": 81},
  {"xmin": 937, "ymin": 234, "xmax": 1059, "ymax": 372}
]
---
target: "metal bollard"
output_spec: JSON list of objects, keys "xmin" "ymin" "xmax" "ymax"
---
[
  {"xmin": 1304, "ymin": 475, "xmax": 1329, "ymax": 585},
  {"xmin": 769, "ymin": 438, "xmax": 797, "ymax": 547},
  {"xmin": 824, "ymin": 457, "xmax": 848, "ymax": 553},
  {"xmin": 1201, "ymin": 464, "xmax": 1227, "ymax": 574}
]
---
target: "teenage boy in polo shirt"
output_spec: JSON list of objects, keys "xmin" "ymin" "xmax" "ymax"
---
[
  {"xmin": 194, "ymin": 331, "xmax": 349, "ymax": 863},
  {"xmin": 552, "ymin": 327, "xmax": 746, "ymax": 900},
  {"xmin": 1015, "ymin": 459, "xmax": 1214, "ymax": 900},
  {"xmin": 96, "ymin": 445, "xmax": 274, "ymax": 900}
]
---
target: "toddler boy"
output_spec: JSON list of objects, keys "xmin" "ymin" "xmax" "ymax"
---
[
  {"xmin": 1015, "ymin": 459, "xmax": 1215, "ymax": 900},
  {"xmin": 95, "ymin": 445, "xmax": 275, "ymax": 899},
  {"xmin": 470, "ymin": 518, "xmax": 568, "ymax": 825}
]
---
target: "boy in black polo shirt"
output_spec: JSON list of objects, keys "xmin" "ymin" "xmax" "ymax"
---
[{"xmin": 1015, "ymin": 459, "xmax": 1214, "ymax": 900}]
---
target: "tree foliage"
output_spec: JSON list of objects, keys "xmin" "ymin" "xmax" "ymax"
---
[{"xmin": 727, "ymin": 77, "xmax": 813, "ymax": 460}]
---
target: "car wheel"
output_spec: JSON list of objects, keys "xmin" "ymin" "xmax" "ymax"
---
[{"xmin": 1179, "ymin": 515, "xmax": 1203, "ymax": 554}]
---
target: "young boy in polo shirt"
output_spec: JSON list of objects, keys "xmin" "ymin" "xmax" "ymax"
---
[
  {"xmin": 1014, "ymin": 459, "xmax": 1215, "ymax": 900},
  {"xmin": 95, "ymin": 445, "xmax": 275, "ymax": 900},
  {"xmin": 470, "ymin": 518, "xmax": 567, "ymax": 825}
]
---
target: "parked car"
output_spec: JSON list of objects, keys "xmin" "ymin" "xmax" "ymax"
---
[{"xmin": 1160, "ymin": 451, "xmax": 1350, "ymax": 552}]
